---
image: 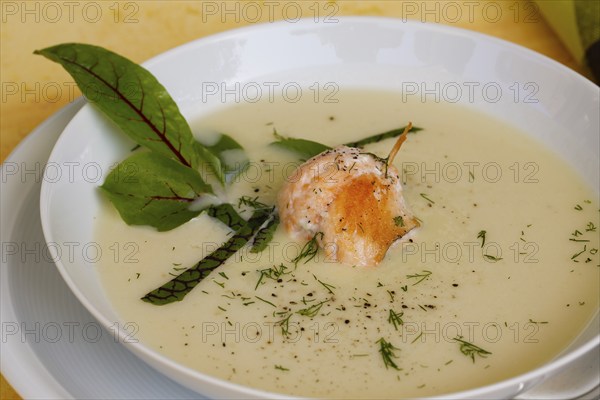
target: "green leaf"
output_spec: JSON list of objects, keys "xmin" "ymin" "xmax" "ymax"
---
[
  {"xmin": 206, "ymin": 203, "xmax": 246, "ymax": 231},
  {"xmin": 269, "ymin": 125, "xmax": 422, "ymax": 160},
  {"xmin": 34, "ymin": 43, "xmax": 210, "ymax": 170},
  {"xmin": 194, "ymin": 141, "xmax": 224, "ymax": 183},
  {"xmin": 344, "ymin": 125, "xmax": 422, "ymax": 148},
  {"xmin": 141, "ymin": 209, "xmax": 273, "ymax": 305},
  {"xmin": 202, "ymin": 134, "xmax": 249, "ymax": 183},
  {"xmin": 250, "ymin": 214, "xmax": 280, "ymax": 253},
  {"xmin": 270, "ymin": 130, "xmax": 332, "ymax": 160},
  {"xmin": 101, "ymin": 152, "xmax": 212, "ymax": 231}
]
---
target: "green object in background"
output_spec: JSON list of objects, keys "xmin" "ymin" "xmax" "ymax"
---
[{"xmin": 536, "ymin": 0, "xmax": 600, "ymax": 80}]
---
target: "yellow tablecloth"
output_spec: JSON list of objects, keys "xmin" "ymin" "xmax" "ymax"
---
[{"xmin": 0, "ymin": 1, "xmax": 593, "ymax": 398}]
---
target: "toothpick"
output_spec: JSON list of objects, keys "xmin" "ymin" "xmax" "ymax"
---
[{"xmin": 387, "ymin": 122, "xmax": 412, "ymax": 166}]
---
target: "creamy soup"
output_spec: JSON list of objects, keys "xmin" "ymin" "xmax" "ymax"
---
[{"xmin": 96, "ymin": 90, "xmax": 599, "ymax": 398}]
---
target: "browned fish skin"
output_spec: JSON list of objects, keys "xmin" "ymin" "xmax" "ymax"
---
[{"xmin": 278, "ymin": 146, "xmax": 418, "ymax": 266}]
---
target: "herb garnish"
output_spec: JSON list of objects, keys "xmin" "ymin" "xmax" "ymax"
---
[
  {"xmin": 314, "ymin": 275, "xmax": 336, "ymax": 294},
  {"xmin": 297, "ymin": 300, "xmax": 329, "ymax": 317},
  {"xmin": 453, "ymin": 336, "xmax": 492, "ymax": 362},
  {"xmin": 346, "ymin": 125, "xmax": 422, "ymax": 148},
  {"xmin": 419, "ymin": 193, "xmax": 435, "ymax": 204},
  {"xmin": 528, "ymin": 318, "xmax": 548, "ymax": 324},
  {"xmin": 275, "ymin": 312, "xmax": 293, "ymax": 337},
  {"xmin": 270, "ymin": 124, "xmax": 422, "ymax": 159},
  {"xmin": 483, "ymin": 254, "xmax": 503, "ymax": 262},
  {"xmin": 571, "ymin": 245, "xmax": 587, "ymax": 261},
  {"xmin": 141, "ymin": 209, "xmax": 273, "ymax": 305},
  {"xmin": 270, "ymin": 129, "xmax": 332, "ymax": 160},
  {"xmin": 292, "ymin": 232, "xmax": 323, "ymax": 267},
  {"xmin": 393, "ymin": 216, "xmax": 405, "ymax": 227},
  {"xmin": 35, "ymin": 43, "xmax": 240, "ymax": 231},
  {"xmin": 255, "ymin": 264, "xmax": 290, "ymax": 290},
  {"xmin": 376, "ymin": 338, "xmax": 401, "ymax": 370},
  {"xmin": 406, "ymin": 270, "xmax": 432, "ymax": 285},
  {"xmin": 477, "ymin": 230, "xmax": 487, "ymax": 247},
  {"xmin": 387, "ymin": 309, "xmax": 404, "ymax": 330},
  {"xmin": 206, "ymin": 204, "xmax": 245, "ymax": 231},
  {"xmin": 250, "ymin": 215, "xmax": 280, "ymax": 253},
  {"xmin": 255, "ymin": 296, "xmax": 276, "ymax": 308}
]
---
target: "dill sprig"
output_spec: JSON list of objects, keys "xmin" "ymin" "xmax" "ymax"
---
[
  {"xmin": 297, "ymin": 300, "xmax": 330, "ymax": 317},
  {"xmin": 387, "ymin": 309, "xmax": 404, "ymax": 331},
  {"xmin": 255, "ymin": 264, "xmax": 290, "ymax": 290},
  {"xmin": 376, "ymin": 338, "xmax": 401, "ymax": 370},
  {"xmin": 275, "ymin": 312, "xmax": 293, "ymax": 337},
  {"xmin": 420, "ymin": 193, "xmax": 435, "ymax": 204},
  {"xmin": 477, "ymin": 230, "xmax": 487, "ymax": 247},
  {"xmin": 483, "ymin": 254, "xmax": 503, "ymax": 262},
  {"xmin": 453, "ymin": 336, "xmax": 492, "ymax": 362},
  {"xmin": 406, "ymin": 270, "xmax": 432, "ymax": 286},
  {"xmin": 314, "ymin": 274, "xmax": 336, "ymax": 294},
  {"xmin": 237, "ymin": 195, "xmax": 271, "ymax": 211},
  {"xmin": 393, "ymin": 216, "xmax": 405, "ymax": 227},
  {"xmin": 292, "ymin": 232, "xmax": 323, "ymax": 267}
]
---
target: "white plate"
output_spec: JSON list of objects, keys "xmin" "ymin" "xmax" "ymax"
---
[
  {"xmin": 37, "ymin": 18, "xmax": 599, "ymax": 399},
  {"xmin": 1, "ymin": 101, "xmax": 597, "ymax": 400},
  {"xmin": 0, "ymin": 100, "xmax": 200, "ymax": 400}
]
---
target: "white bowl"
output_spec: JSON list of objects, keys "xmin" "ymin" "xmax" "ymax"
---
[{"xmin": 40, "ymin": 18, "xmax": 599, "ymax": 399}]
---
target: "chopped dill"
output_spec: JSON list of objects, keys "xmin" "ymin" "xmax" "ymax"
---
[
  {"xmin": 238, "ymin": 195, "xmax": 270, "ymax": 211},
  {"xmin": 255, "ymin": 264, "xmax": 290, "ymax": 290},
  {"xmin": 255, "ymin": 296, "xmax": 277, "ymax": 308},
  {"xmin": 314, "ymin": 275, "xmax": 336, "ymax": 294},
  {"xmin": 292, "ymin": 232, "xmax": 323, "ymax": 267},
  {"xmin": 406, "ymin": 270, "xmax": 432, "ymax": 285},
  {"xmin": 376, "ymin": 338, "xmax": 401, "ymax": 370},
  {"xmin": 411, "ymin": 332, "xmax": 423, "ymax": 344},
  {"xmin": 275, "ymin": 313, "xmax": 293, "ymax": 337},
  {"xmin": 477, "ymin": 230, "xmax": 487, "ymax": 247},
  {"xmin": 483, "ymin": 254, "xmax": 503, "ymax": 262},
  {"xmin": 571, "ymin": 245, "xmax": 587, "ymax": 260},
  {"xmin": 453, "ymin": 336, "xmax": 492, "ymax": 362},
  {"xmin": 387, "ymin": 309, "xmax": 404, "ymax": 330},
  {"xmin": 420, "ymin": 193, "xmax": 435, "ymax": 204},
  {"xmin": 297, "ymin": 300, "xmax": 329, "ymax": 317},
  {"xmin": 528, "ymin": 319, "xmax": 549, "ymax": 324},
  {"xmin": 387, "ymin": 290, "xmax": 395, "ymax": 302}
]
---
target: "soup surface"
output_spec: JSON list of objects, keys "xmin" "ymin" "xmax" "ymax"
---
[{"xmin": 96, "ymin": 90, "xmax": 599, "ymax": 398}]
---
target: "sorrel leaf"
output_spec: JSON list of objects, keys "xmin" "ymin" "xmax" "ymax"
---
[
  {"xmin": 101, "ymin": 152, "xmax": 212, "ymax": 231},
  {"xmin": 250, "ymin": 214, "xmax": 280, "ymax": 253},
  {"xmin": 206, "ymin": 203, "xmax": 246, "ymax": 231},
  {"xmin": 142, "ymin": 209, "xmax": 273, "ymax": 305},
  {"xmin": 270, "ymin": 130, "xmax": 332, "ymax": 160},
  {"xmin": 270, "ymin": 125, "xmax": 422, "ymax": 160},
  {"xmin": 34, "ymin": 43, "xmax": 205, "ymax": 169},
  {"xmin": 202, "ymin": 134, "xmax": 249, "ymax": 183}
]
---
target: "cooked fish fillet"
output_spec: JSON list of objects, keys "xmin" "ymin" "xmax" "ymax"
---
[{"xmin": 278, "ymin": 146, "xmax": 419, "ymax": 267}]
